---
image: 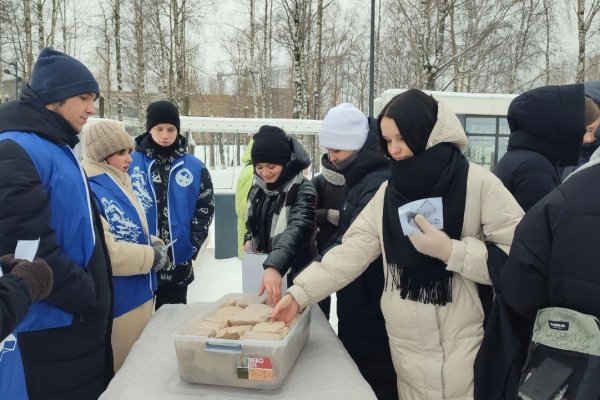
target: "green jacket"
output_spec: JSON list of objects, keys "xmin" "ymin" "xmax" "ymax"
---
[{"xmin": 235, "ymin": 139, "xmax": 254, "ymax": 257}]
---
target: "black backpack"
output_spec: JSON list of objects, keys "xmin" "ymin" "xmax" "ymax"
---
[{"xmin": 516, "ymin": 307, "xmax": 600, "ymax": 400}]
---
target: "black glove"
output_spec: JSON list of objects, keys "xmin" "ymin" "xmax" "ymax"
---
[
  {"xmin": 152, "ymin": 243, "xmax": 169, "ymax": 270},
  {"xmin": 1, "ymin": 256, "xmax": 53, "ymax": 301}
]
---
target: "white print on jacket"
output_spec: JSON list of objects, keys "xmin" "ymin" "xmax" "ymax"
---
[
  {"xmin": 0, "ymin": 334, "xmax": 16, "ymax": 362},
  {"xmin": 199, "ymin": 188, "xmax": 213, "ymax": 198},
  {"xmin": 159, "ymin": 273, "xmax": 172, "ymax": 282},
  {"xmin": 101, "ymin": 198, "xmax": 142, "ymax": 242},
  {"xmin": 175, "ymin": 168, "xmax": 193, "ymax": 187},
  {"xmin": 130, "ymin": 166, "xmax": 153, "ymax": 211}
]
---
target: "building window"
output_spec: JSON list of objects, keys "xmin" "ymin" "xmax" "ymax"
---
[
  {"xmin": 462, "ymin": 116, "xmax": 510, "ymax": 170},
  {"xmin": 465, "ymin": 117, "xmax": 496, "ymax": 135}
]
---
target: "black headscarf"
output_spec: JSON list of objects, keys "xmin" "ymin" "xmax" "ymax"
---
[
  {"xmin": 378, "ymin": 89, "xmax": 438, "ymax": 157},
  {"xmin": 379, "ymin": 89, "xmax": 469, "ymax": 305}
]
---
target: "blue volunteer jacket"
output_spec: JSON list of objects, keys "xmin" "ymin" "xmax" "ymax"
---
[
  {"xmin": 0, "ymin": 132, "xmax": 96, "ymax": 399},
  {"xmin": 129, "ymin": 152, "xmax": 203, "ymax": 265},
  {"xmin": 88, "ymin": 172, "xmax": 156, "ymax": 318}
]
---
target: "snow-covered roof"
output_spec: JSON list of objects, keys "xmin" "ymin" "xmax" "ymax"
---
[{"xmin": 377, "ymin": 89, "xmax": 518, "ymax": 117}]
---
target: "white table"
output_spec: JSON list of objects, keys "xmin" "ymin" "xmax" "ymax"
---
[{"xmin": 100, "ymin": 303, "xmax": 377, "ymax": 399}]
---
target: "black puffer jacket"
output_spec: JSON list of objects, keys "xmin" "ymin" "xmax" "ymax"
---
[
  {"xmin": 311, "ymin": 154, "xmax": 344, "ymax": 253},
  {"xmin": 560, "ymin": 141, "xmax": 600, "ymax": 181},
  {"xmin": 494, "ymin": 84, "xmax": 585, "ymax": 211},
  {"xmin": 246, "ymin": 138, "xmax": 316, "ymax": 284},
  {"xmin": 324, "ymin": 119, "xmax": 398, "ymax": 400},
  {"xmin": 0, "ymin": 274, "xmax": 31, "ymax": 342},
  {"xmin": 478, "ymin": 162, "xmax": 600, "ymax": 399},
  {"xmin": 502, "ymin": 162, "xmax": 600, "ymax": 320},
  {"xmin": 0, "ymin": 87, "xmax": 113, "ymax": 399}
]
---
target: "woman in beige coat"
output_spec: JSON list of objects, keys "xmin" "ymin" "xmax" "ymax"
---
[
  {"xmin": 82, "ymin": 120, "xmax": 169, "ymax": 372},
  {"xmin": 273, "ymin": 89, "xmax": 524, "ymax": 400}
]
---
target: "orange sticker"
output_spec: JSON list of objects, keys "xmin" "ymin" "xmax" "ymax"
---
[{"xmin": 248, "ymin": 368, "xmax": 273, "ymax": 381}]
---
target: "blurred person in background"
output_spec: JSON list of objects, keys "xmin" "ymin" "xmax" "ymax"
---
[
  {"xmin": 494, "ymin": 84, "xmax": 585, "ymax": 211},
  {"xmin": 235, "ymin": 137, "xmax": 254, "ymax": 257}
]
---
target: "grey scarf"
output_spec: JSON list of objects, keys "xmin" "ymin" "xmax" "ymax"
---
[{"xmin": 246, "ymin": 171, "xmax": 305, "ymax": 250}]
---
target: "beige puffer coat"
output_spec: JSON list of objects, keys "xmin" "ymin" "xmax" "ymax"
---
[
  {"xmin": 288, "ymin": 100, "xmax": 524, "ymax": 400},
  {"xmin": 82, "ymin": 158, "xmax": 161, "ymax": 372}
]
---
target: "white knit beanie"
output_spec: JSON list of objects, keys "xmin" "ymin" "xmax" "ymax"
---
[
  {"xmin": 318, "ymin": 103, "xmax": 369, "ymax": 150},
  {"xmin": 84, "ymin": 120, "xmax": 133, "ymax": 162}
]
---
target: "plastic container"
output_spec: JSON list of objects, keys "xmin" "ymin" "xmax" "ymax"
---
[{"xmin": 172, "ymin": 293, "xmax": 311, "ymax": 389}]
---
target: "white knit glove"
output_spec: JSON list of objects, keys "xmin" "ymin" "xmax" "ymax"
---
[
  {"xmin": 326, "ymin": 209, "xmax": 340, "ymax": 226},
  {"xmin": 408, "ymin": 214, "xmax": 453, "ymax": 262}
]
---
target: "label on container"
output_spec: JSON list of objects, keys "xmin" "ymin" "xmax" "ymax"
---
[{"xmin": 236, "ymin": 355, "xmax": 273, "ymax": 381}]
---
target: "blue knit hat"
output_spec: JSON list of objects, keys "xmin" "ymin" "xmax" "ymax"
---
[{"xmin": 30, "ymin": 47, "xmax": 100, "ymax": 104}]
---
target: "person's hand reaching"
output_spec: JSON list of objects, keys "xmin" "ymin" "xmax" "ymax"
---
[
  {"xmin": 271, "ymin": 294, "xmax": 300, "ymax": 325},
  {"xmin": 259, "ymin": 267, "xmax": 282, "ymax": 305}
]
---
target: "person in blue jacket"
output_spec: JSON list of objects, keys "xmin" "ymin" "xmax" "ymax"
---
[
  {"xmin": 82, "ymin": 120, "xmax": 169, "ymax": 372},
  {"xmin": 130, "ymin": 101, "xmax": 215, "ymax": 309},
  {"xmin": 0, "ymin": 47, "xmax": 114, "ymax": 399}
]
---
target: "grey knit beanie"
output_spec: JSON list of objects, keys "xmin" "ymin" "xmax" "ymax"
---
[
  {"xmin": 319, "ymin": 103, "xmax": 369, "ymax": 150},
  {"xmin": 84, "ymin": 120, "xmax": 133, "ymax": 162}
]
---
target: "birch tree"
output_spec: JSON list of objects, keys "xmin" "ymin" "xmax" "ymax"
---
[
  {"xmin": 279, "ymin": 0, "xmax": 310, "ymax": 118},
  {"xmin": 60, "ymin": 0, "xmax": 68, "ymax": 52},
  {"xmin": 261, "ymin": 0, "xmax": 274, "ymax": 117},
  {"xmin": 24, "ymin": 0, "xmax": 34, "ymax": 80},
  {"xmin": 576, "ymin": 0, "xmax": 600, "ymax": 82},
  {"xmin": 542, "ymin": 0, "xmax": 554, "ymax": 85},
  {"xmin": 48, "ymin": 0, "xmax": 60, "ymax": 48},
  {"xmin": 0, "ymin": 9, "xmax": 4, "ymax": 102},
  {"xmin": 130, "ymin": 0, "xmax": 147, "ymax": 124},
  {"xmin": 36, "ymin": 0, "xmax": 45, "ymax": 49},
  {"xmin": 315, "ymin": 0, "xmax": 324, "ymax": 118},
  {"xmin": 113, "ymin": 0, "xmax": 123, "ymax": 120},
  {"xmin": 95, "ymin": 0, "xmax": 114, "ymax": 117},
  {"xmin": 249, "ymin": 0, "xmax": 259, "ymax": 117}
]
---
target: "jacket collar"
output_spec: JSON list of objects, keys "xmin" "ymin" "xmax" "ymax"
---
[
  {"xmin": 0, "ymin": 86, "xmax": 80, "ymax": 148},
  {"xmin": 134, "ymin": 131, "xmax": 187, "ymax": 160},
  {"xmin": 82, "ymin": 157, "xmax": 132, "ymax": 189}
]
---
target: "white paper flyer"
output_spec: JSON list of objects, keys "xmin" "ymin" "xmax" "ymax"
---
[{"xmin": 397, "ymin": 197, "xmax": 443, "ymax": 236}]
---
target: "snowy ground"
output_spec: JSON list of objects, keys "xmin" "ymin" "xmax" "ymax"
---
[{"xmin": 187, "ymin": 164, "xmax": 339, "ymax": 333}]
